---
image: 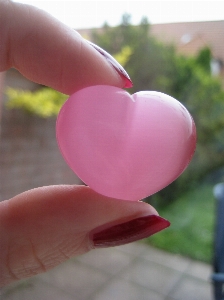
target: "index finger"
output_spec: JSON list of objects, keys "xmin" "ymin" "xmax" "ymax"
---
[{"xmin": 0, "ymin": 0, "xmax": 131, "ymax": 94}]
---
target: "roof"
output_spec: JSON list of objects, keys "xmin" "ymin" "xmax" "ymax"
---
[{"xmin": 151, "ymin": 20, "xmax": 224, "ymax": 62}]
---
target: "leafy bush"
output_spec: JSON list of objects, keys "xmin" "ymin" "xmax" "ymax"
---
[{"xmin": 5, "ymin": 87, "xmax": 67, "ymax": 118}]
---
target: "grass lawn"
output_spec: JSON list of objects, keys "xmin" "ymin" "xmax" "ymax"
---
[{"xmin": 145, "ymin": 184, "xmax": 216, "ymax": 263}]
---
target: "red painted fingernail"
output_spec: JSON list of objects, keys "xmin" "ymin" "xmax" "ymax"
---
[
  {"xmin": 91, "ymin": 215, "xmax": 170, "ymax": 248},
  {"xmin": 87, "ymin": 41, "xmax": 133, "ymax": 88}
]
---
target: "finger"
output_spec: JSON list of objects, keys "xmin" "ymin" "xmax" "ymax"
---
[
  {"xmin": 0, "ymin": 185, "xmax": 169, "ymax": 286},
  {"xmin": 0, "ymin": 0, "xmax": 132, "ymax": 94}
]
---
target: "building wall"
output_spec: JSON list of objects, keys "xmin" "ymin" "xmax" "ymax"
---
[{"xmin": 0, "ymin": 70, "xmax": 82, "ymax": 201}]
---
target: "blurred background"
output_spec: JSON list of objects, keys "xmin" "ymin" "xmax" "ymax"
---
[{"xmin": 1, "ymin": 1, "xmax": 224, "ymax": 299}]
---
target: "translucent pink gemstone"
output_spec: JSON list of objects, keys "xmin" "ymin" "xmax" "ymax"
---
[{"xmin": 56, "ymin": 86, "xmax": 196, "ymax": 201}]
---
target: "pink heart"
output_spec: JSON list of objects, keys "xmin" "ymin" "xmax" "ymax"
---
[{"xmin": 56, "ymin": 85, "xmax": 196, "ymax": 201}]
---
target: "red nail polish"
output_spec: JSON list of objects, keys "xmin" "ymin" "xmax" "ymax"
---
[
  {"xmin": 91, "ymin": 215, "xmax": 170, "ymax": 248},
  {"xmin": 87, "ymin": 41, "xmax": 133, "ymax": 88}
]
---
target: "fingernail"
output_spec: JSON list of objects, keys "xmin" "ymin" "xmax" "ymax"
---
[
  {"xmin": 87, "ymin": 41, "xmax": 133, "ymax": 88},
  {"xmin": 91, "ymin": 215, "xmax": 170, "ymax": 248}
]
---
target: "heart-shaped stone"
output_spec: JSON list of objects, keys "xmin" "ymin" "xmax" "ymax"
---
[{"xmin": 56, "ymin": 85, "xmax": 196, "ymax": 201}]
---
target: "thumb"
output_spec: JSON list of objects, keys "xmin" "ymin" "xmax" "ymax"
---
[{"xmin": 0, "ymin": 185, "xmax": 169, "ymax": 287}]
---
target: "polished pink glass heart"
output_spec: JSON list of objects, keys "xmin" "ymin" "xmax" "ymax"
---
[{"xmin": 56, "ymin": 85, "xmax": 196, "ymax": 201}]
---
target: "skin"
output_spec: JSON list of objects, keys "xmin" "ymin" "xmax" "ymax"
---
[{"xmin": 0, "ymin": 0, "xmax": 158, "ymax": 287}]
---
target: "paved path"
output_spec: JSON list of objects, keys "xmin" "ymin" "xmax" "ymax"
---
[{"xmin": 0, "ymin": 242, "xmax": 213, "ymax": 300}]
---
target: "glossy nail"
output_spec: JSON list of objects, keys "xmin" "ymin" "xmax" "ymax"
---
[
  {"xmin": 87, "ymin": 41, "xmax": 133, "ymax": 88},
  {"xmin": 91, "ymin": 215, "xmax": 170, "ymax": 248}
]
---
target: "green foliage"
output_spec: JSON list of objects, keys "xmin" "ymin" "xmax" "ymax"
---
[
  {"xmin": 93, "ymin": 14, "xmax": 174, "ymax": 93},
  {"xmin": 152, "ymin": 53, "xmax": 224, "ymax": 204},
  {"xmin": 146, "ymin": 184, "xmax": 215, "ymax": 262},
  {"xmin": 195, "ymin": 46, "xmax": 212, "ymax": 73},
  {"xmin": 113, "ymin": 45, "xmax": 133, "ymax": 67},
  {"xmin": 5, "ymin": 87, "xmax": 67, "ymax": 118}
]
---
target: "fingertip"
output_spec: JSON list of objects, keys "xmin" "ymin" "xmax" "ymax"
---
[{"xmin": 86, "ymin": 40, "xmax": 133, "ymax": 90}]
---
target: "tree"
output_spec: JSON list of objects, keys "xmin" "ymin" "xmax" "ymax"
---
[{"xmin": 92, "ymin": 14, "xmax": 175, "ymax": 93}]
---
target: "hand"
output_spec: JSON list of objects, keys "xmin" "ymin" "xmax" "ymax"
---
[{"xmin": 0, "ymin": 0, "xmax": 170, "ymax": 287}]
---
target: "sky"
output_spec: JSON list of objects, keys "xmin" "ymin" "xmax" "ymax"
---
[{"xmin": 14, "ymin": 0, "xmax": 224, "ymax": 29}]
